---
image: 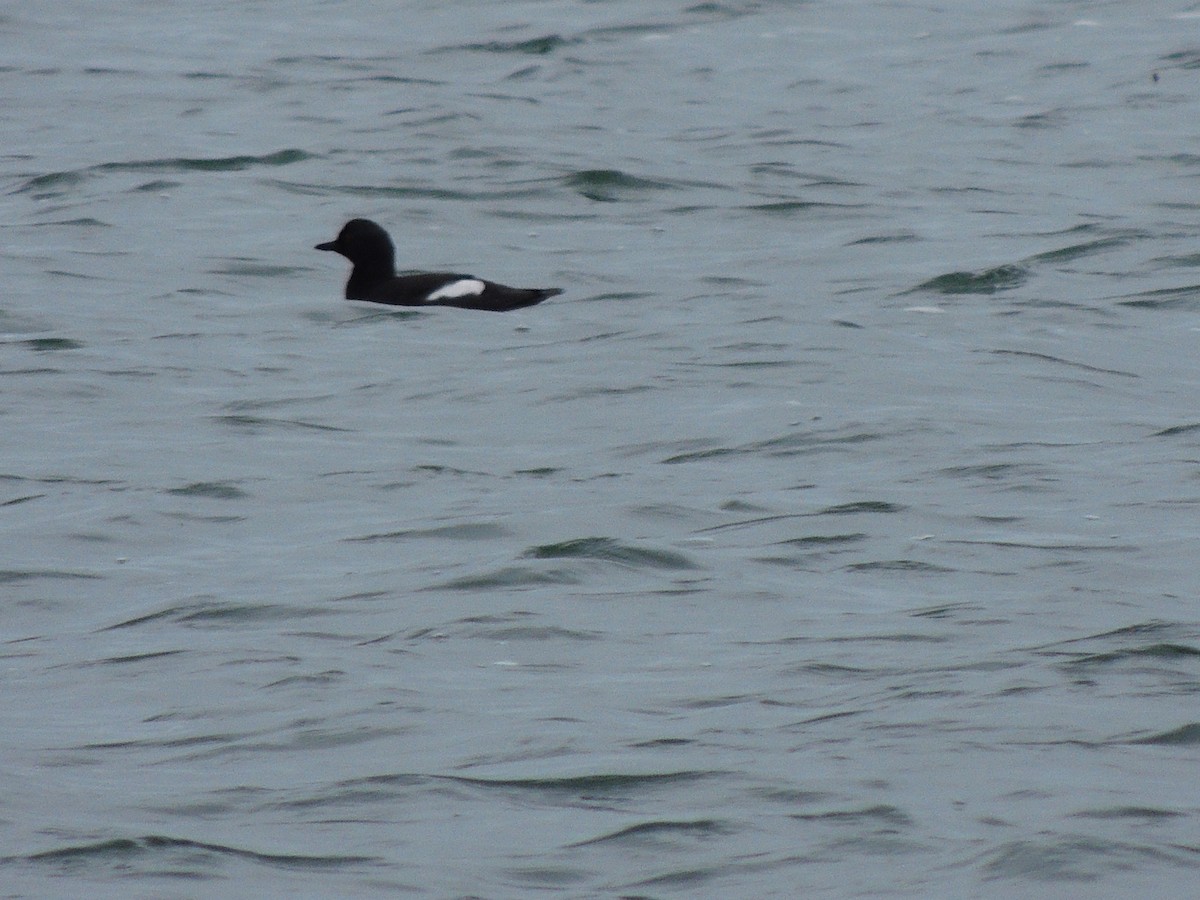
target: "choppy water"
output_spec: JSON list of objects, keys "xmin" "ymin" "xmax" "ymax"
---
[{"xmin": 4, "ymin": 1, "xmax": 1200, "ymax": 896}]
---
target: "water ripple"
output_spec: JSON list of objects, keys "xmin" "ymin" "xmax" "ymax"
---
[{"xmin": 20, "ymin": 835, "xmax": 379, "ymax": 872}]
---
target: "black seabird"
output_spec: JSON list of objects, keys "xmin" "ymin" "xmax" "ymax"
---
[{"xmin": 315, "ymin": 218, "xmax": 561, "ymax": 312}]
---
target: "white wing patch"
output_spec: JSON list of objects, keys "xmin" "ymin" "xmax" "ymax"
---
[{"xmin": 427, "ymin": 278, "xmax": 485, "ymax": 301}]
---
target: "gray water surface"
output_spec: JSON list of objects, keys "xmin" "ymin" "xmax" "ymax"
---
[{"xmin": 4, "ymin": 1, "xmax": 1200, "ymax": 896}]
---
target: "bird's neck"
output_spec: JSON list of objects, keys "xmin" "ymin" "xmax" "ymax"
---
[{"xmin": 345, "ymin": 255, "xmax": 394, "ymax": 295}]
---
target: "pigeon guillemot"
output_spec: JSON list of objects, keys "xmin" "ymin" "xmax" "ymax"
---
[{"xmin": 315, "ymin": 218, "xmax": 561, "ymax": 312}]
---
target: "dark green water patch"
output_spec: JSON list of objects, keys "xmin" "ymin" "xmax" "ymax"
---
[
  {"xmin": 97, "ymin": 148, "xmax": 312, "ymax": 173},
  {"xmin": 989, "ymin": 349, "xmax": 1138, "ymax": 378},
  {"xmin": 742, "ymin": 200, "xmax": 850, "ymax": 215},
  {"xmin": 131, "ymin": 179, "xmax": 181, "ymax": 192},
  {"xmin": 441, "ymin": 770, "xmax": 712, "ymax": 794},
  {"xmin": 433, "ymin": 567, "xmax": 581, "ymax": 590},
  {"xmin": 1130, "ymin": 723, "xmax": 1200, "ymax": 745},
  {"xmin": 1065, "ymin": 643, "xmax": 1200, "ymax": 666},
  {"xmin": 564, "ymin": 169, "xmax": 675, "ymax": 202},
  {"xmin": 819, "ymin": 500, "xmax": 904, "ymax": 516},
  {"xmin": 457, "ymin": 34, "xmax": 575, "ymax": 55},
  {"xmin": 1118, "ymin": 284, "xmax": 1200, "ymax": 310},
  {"xmin": 777, "ymin": 533, "xmax": 867, "ymax": 547},
  {"xmin": 568, "ymin": 818, "xmax": 728, "ymax": 847},
  {"xmin": 13, "ymin": 150, "xmax": 313, "ymax": 197},
  {"xmin": 523, "ymin": 536, "xmax": 699, "ymax": 570},
  {"xmin": 1026, "ymin": 236, "xmax": 1128, "ymax": 264},
  {"xmin": 0, "ymin": 569, "xmax": 101, "ymax": 583},
  {"xmin": 25, "ymin": 834, "xmax": 377, "ymax": 870},
  {"xmin": 166, "ymin": 481, "xmax": 249, "ymax": 500},
  {"xmin": 790, "ymin": 804, "xmax": 912, "ymax": 826},
  {"xmin": 914, "ymin": 264, "xmax": 1027, "ymax": 295},
  {"xmin": 845, "ymin": 560, "xmax": 954, "ymax": 573},
  {"xmin": 346, "ymin": 522, "xmax": 508, "ymax": 542},
  {"xmin": 1153, "ymin": 422, "xmax": 1200, "ymax": 437},
  {"xmin": 31, "ymin": 217, "xmax": 107, "ymax": 228},
  {"xmin": 212, "ymin": 414, "xmax": 351, "ymax": 433},
  {"xmin": 12, "ymin": 170, "xmax": 86, "ymax": 196},
  {"xmin": 1, "ymin": 493, "xmax": 45, "ymax": 507},
  {"xmin": 849, "ymin": 231, "xmax": 919, "ymax": 245},
  {"xmin": 1160, "ymin": 49, "xmax": 1200, "ymax": 69},
  {"xmin": 21, "ymin": 338, "xmax": 82, "ymax": 351}
]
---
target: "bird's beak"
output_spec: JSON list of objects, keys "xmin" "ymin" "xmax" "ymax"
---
[{"xmin": 315, "ymin": 241, "xmax": 338, "ymax": 251}]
